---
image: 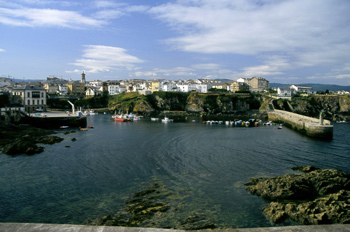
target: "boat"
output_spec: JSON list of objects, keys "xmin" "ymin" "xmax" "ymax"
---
[
  {"xmin": 162, "ymin": 117, "xmax": 174, "ymax": 123},
  {"xmin": 264, "ymin": 121, "xmax": 273, "ymax": 126},
  {"xmin": 278, "ymin": 125, "xmax": 283, "ymax": 129},
  {"xmin": 151, "ymin": 117, "xmax": 159, "ymax": 121},
  {"xmin": 60, "ymin": 126, "xmax": 69, "ymax": 129},
  {"xmin": 80, "ymin": 128, "xmax": 88, "ymax": 131},
  {"xmin": 114, "ymin": 116, "xmax": 127, "ymax": 122},
  {"xmin": 89, "ymin": 110, "xmax": 97, "ymax": 115},
  {"xmin": 88, "ymin": 126, "xmax": 94, "ymax": 128}
]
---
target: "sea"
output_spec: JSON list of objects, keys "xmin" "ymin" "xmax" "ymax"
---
[{"xmin": 0, "ymin": 114, "xmax": 349, "ymax": 228}]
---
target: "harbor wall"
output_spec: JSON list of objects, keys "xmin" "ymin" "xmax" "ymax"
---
[
  {"xmin": 19, "ymin": 115, "xmax": 87, "ymax": 129},
  {"xmin": 268, "ymin": 109, "xmax": 333, "ymax": 139}
]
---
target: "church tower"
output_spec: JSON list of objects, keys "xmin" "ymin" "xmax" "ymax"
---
[{"xmin": 81, "ymin": 71, "xmax": 86, "ymax": 84}]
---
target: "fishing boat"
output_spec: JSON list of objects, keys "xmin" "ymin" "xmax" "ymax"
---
[{"xmin": 162, "ymin": 117, "xmax": 174, "ymax": 123}]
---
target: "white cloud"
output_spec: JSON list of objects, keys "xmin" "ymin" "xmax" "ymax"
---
[
  {"xmin": 0, "ymin": 48, "xmax": 5, "ymax": 52},
  {"xmin": 94, "ymin": 0, "xmax": 124, "ymax": 8},
  {"xmin": 150, "ymin": 0, "xmax": 350, "ymax": 77},
  {"xmin": 94, "ymin": 4, "xmax": 150, "ymax": 20},
  {"xmin": 70, "ymin": 45, "xmax": 144, "ymax": 74},
  {"xmin": 130, "ymin": 66, "xmax": 197, "ymax": 79},
  {"xmin": 0, "ymin": 7, "xmax": 104, "ymax": 28},
  {"xmin": 237, "ymin": 55, "xmax": 290, "ymax": 77},
  {"xmin": 192, "ymin": 63, "xmax": 223, "ymax": 70}
]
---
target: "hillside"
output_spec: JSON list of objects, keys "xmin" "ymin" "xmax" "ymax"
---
[
  {"xmin": 107, "ymin": 91, "xmax": 264, "ymax": 116},
  {"xmin": 272, "ymin": 95, "xmax": 350, "ymax": 121}
]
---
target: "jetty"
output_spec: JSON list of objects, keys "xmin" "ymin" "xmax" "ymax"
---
[
  {"xmin": 268, "ymin": 108, "xmax": 333, "ymax": 139},
  {"xmin": 0, "ymin": 223, "xmax": 349, "ymax": 232},
  {"xmin": 19, "ymin": 111, "xmax": 87, "ymax": 129}
]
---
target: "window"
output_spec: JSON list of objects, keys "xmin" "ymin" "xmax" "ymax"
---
[
  {"xmin": 33, "ymin": 100, "xmax": 35, "ymax": 105},
  {"xmin": 32, "ymin": 91, "xmax": 40, "ymax": 98},
  {"xmin": 27, "ymin": 92, "xmax": 30, "ymax": 97},
  {"xmin": 28, "ymin": 100, "xmax": 30, "ymax": 105}
]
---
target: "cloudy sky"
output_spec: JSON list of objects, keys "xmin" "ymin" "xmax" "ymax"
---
[{"xmin": 1, "ymin": 0, "xmax": 350, "ymax": 85}]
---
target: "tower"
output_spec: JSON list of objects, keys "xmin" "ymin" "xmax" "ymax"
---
[{"xmin": 81, "ymin": 71, "xmax": 86, "ymax": 84}]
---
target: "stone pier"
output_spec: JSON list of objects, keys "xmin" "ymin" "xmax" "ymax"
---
[
  {"xmin": 268, "ymin": 109, "xmax": 333, "ymax": 139},
  {"xmin": 0, "ymin": 223, "xmax": 349, "ymax": 232}
]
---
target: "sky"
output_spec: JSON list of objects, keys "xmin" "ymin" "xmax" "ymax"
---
[{"xmin": 0, "ymin": 0, "xmax": 350, "ymax": 85}]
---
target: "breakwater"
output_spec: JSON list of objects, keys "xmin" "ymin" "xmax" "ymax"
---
[
  {"xmin": 19, "ymin": 112, "xmax": 87, "ymax": 129},
  {"xmin": 268, "ymin": 109, "xmax": 333, "ymax": 139}
]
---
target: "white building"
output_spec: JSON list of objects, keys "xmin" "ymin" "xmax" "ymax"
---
[
  {"xmin": 58, "ymin": 85, "xmax": 69, "ymax": 96},
  {"xmin": 176, "ymin": 83, "xmax": 190, "ymax": 93},
  {"xmin": 289, "ymin": 85, "xmax": 313, "ymax": 94},
  {"xmin": 12, "ymin": 85, "xmax": 47, "ymax": 112},
  {"xmin": 277, "ymin": 87, "xmax": 292, "ymax": 98},
  {"xmin": 161, "ymin": 82, "xmax": 178, "ymax": 92},
  {"xmin": 0, "ymin": 78, "xmax": 13, "ymax": 88},
  {"xmin": 194, "ymin": 84, "xmax": 208, "ymax": 93},
  {"xmin": 108, "ymin": 85, "xmax": 126, "ymax": 95}
]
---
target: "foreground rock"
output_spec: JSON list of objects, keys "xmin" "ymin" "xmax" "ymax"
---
[
  {"xmin": 0, "ymin": 122, "xmax": 64, "ymax": 155},
  {"xmin": 89, "ymin": 180, "xmax": 216, "ymax": 230},
  {"xmin": 245, "ymin": 166, "xmax": 350, "ymax": 224}
]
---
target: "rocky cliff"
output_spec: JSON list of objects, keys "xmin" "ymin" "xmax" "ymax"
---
[
  {"xmin": 108, "ymin": 92, "xmax": 263, "ymax": 115},
  {"xmin": 273, "ymin": 95, "xmax": 350, "ymax": 121},
  {"xmin": 245, "ymin": 166, "xmax": 350, "ymax": 225}
]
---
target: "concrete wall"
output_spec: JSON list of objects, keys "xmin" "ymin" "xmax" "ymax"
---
[{"xmin": 268, "ymin": 110, "xmax": 333, "ymax": 139}]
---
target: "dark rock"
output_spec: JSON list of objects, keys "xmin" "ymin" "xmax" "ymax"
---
[
  {"xmin": 35, "ymin": 135, "xmax": 64, "ymax": 144},
  {"xmin": 292, "ymin": 166, "xmax": 321, "ymax": 173},
  {"xmin": 71, "ymin": 138, "xmax": 77, "ymax": 141},
  {"xmin": 177, "ymin": 214, "xmax": 215, "ymax": 230},
  {"xmin": 246, "ymin": 166, "xmax": 350, "ymax": 225},
  {"xmin": 2, "ymin": 138, "xmax": 44, "ymax": 155}
]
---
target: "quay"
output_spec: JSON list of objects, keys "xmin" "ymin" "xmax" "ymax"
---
[
  {"xmin": 19, "ymin": 111, "xmax": 87, "ymax": 129},
  {"xmin": 268, "ymin": 109, "xmax": 333, "ymax": 139},
  {"xmin": 0, "ymin": 223, "xmax": 349, "ymax": 232}
]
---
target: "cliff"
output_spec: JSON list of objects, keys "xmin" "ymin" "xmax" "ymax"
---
[
  {"xmin": 107, "ymin": 92, "xmax": 263, "ymax": 116},
  {"xmin": 273, "ymin": 95, "xmax": 350, "ymax": 121}
]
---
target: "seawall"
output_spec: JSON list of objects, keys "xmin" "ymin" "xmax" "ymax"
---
[
  {"xmin": 268, "ymin": 109, "xmax": 333, "ymax": 139},
  {"xmin": 0, "ymin": 223, "xmax": 349, "ymax": 232}
]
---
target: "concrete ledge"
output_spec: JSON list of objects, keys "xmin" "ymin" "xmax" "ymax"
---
[{"xmin": 1, "ymin": 223, "xmax": 350, "ymax": 232}]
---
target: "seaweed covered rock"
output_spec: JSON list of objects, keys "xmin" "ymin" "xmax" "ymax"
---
[
  {"xmin": 2, "ymin": 138, "xmax": 44, "ymax": 155},
  {"xmin": 89, "ymin": 180, "xmax": 216, "ymax": 230},
  {"xmin": 35, "ymin": 135, "xmax": 64, "ymax": 144},
  {"xmin": 245, "ymin": 166, "xmax": 350, "ymax": 224}
]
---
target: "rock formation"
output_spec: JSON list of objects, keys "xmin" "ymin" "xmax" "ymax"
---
[{"xmin": 245, "ymin": 166, "xmax": 350, "ymax": 224}]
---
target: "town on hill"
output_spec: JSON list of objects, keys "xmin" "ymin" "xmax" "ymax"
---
[{"xmin": 1, "ymin": 73, "xmax": 350, "ymax": 122}]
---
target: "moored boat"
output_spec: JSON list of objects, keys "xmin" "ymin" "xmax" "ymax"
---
[{"xmin": 162, "ymin": 117, "xmax": 173, "ymax": 123}]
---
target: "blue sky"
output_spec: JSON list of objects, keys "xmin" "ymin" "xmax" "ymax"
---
[{"xmin": 1, "ymin": 0, "xmax": 350, "ymax": 85}]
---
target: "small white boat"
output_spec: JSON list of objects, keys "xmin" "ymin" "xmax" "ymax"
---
[
  {"xmin": 89, "ymin": 110, "xmax": 97, "ymax": 115},
  {"xmin": 151, "ymin": 117, "xmax": 159, "ymax": 121},
  {"xmin": 264, "ymin": 121, "xmax": 272, "ymax": 126},
  {"xmin": 60, "ymin": 126, "xmax": 69, "ymax": 129},
  {"xmin": 162, "ymin": 117, "xmax": 174, "ymax": 123}
]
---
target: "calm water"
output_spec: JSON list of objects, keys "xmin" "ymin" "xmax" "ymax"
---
[{"xmin": 0, "ymin": 115, "xmax": 349, "ymax": 228}]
